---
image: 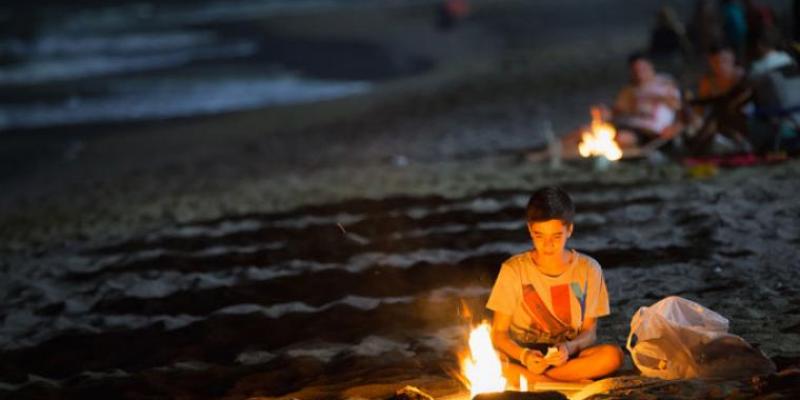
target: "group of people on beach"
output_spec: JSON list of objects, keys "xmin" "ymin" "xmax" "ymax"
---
[
  {"xmin": 596, "ymin": 0, "xmax": 799, "ymax": 158},
  {"xmin": 482, "ymin": 2, "xmax": 800, "ymax": 384}
]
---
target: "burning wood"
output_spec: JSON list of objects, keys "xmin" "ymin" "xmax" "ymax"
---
[
  {"xmin": 453, "ymin": 321, "xmax": 619, "ymax": 400},
  {"xmin": 455, "ymin": 322, "xmax": 579, "ymax": 400}
]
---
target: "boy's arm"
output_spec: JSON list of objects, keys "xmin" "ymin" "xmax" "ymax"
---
[
  {"xmin": 491, "ymin": 311, "xmax": 533, "ymax": 362},
  {"xmin": 492, "ymin": 313, "xmax": 548, "ymax": 373},
  {"xmin": 565, "ymin": 316, "xmax": 598, "ymax": 355},
  {"xmin": 549, "ymin": 317, "xmax": 598, "ymax": 366}
]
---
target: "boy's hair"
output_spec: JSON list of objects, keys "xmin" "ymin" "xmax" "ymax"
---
[{"xmin": 526, "ymin": 186, "xmax": 575, "ymax": 225}]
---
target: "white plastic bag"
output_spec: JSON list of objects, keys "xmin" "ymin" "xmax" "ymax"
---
[{"xmin": 627, "ymin": 296, "xmax": 775, "ymax": 380}]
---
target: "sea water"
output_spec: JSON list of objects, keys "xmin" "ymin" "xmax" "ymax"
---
[{"xmin": 0, "ymin": 0, "xmax": 438, "ymax": 132}]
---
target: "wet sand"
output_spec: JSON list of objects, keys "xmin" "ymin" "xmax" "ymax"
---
[{"xmin": 2, "ymin": 1, "xmax": 799, "ymax": 399}]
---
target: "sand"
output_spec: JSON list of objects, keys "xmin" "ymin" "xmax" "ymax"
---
[{"xmin": 1, "ymin": 1, "xmax": 799, "ymax": 399}]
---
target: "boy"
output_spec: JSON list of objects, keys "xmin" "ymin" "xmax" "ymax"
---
[{"xmin": 487, "ymin": 187, "xmax": 623, "ymax": 382}]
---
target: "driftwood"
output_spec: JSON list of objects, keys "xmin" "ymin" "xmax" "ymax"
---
[{"xmin": 472, "ymin": 391, "xmax": 567, "ymax": 400}]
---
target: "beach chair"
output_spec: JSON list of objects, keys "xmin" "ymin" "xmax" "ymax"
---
[{"xmin": 749, "ymin": 64, "xmax": 800, "ymax": 153}]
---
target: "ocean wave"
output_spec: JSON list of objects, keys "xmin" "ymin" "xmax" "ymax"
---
[
  {"xmin": 1, "ymin": 30, "xmax": 218, "ymax": 58},
  {"xmin": 53, "ymin": 0, "xmax": 440, "ymax": 33},
  {"xmin": 0, "ymin": 40, "xmax": 256, "ymax": 85},
  {"xmin": 0, "ymin": 74, "xmax": 370, "ymax": 131}
]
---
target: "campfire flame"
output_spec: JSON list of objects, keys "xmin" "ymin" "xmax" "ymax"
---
[
  {"xmin": 578, "ymin": 108, "xmax": 622, "ymax": 161},
  {"xmin": 461, "ymin": 322, "xmax": 507, "ymax": 397}
]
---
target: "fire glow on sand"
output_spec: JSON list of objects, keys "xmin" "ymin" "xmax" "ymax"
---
[{"xmin": 577, "ymin": 108, "xmax": 622, "ymax": 162}]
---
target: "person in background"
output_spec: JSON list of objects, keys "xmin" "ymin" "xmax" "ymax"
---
[
  {"xmin": 749, "ymin": 31, "xmax": 796, "ymax": 78},
  {"xmin": 611, "ymin": 52, "xmax": 683, "ymax": 148},
  {"xmin": 699, "ymin": 45, "xmax": 746, "ymax": 97},
  {"xmin": 525, "ymin": 52, "xmax": 683, "ymax": 162},
  {"xmin": 747, "ymin": 30, "xmax": 800, "ymax": 153},
  {"xmin": 688, "ymin": 45, "xmax": 753, "ymax": 153}
]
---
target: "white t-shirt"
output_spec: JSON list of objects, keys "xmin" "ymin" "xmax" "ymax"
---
[
  {"xmin": 486, "ymin": 250, "xmax": 610, "ymax": 345},
  {"xmin": 614, "ymin": 74, "xmax": 680, "ymax": 134},
  {"xmin": 750, "ymin": 50, "xmax": 795, "ymax": 78}
]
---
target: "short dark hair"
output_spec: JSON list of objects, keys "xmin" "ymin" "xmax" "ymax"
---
[
  {"xmin": 754, "ymin": 27, "xmax": 779, "ymax": 50},
  {"xmin": 707, "ymin": 42, "xmax": 732, "ymax": 55},
  {"xmin": 526, "ymin": 186, "xmax": 575, "ymax": 225},
  {"xmin": 627, "ymin": 51, "xmax": 650, "ymax": 66}
]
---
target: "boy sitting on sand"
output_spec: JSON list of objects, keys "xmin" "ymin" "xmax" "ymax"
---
[{"xmin": 487, "ymin": 186, "xmax": 623, "ymax": 383}]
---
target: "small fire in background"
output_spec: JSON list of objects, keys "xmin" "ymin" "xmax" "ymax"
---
[
  {"xmin": 578, "ymin": 108, "xmax": 622, "ymax": 162},
  {"xmin": 460, "ymin": 322, "xmax": 507, "ymax": 397}
]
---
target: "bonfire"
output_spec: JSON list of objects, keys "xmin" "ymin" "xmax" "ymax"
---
[
  {"xmin": 577, "ymin": 108, "xmax": 623, "ymax": 163},
  {"xmin": 456, "ymin": 322, "xmax": 613, "ymax": 400},
  {"xmin": 460, "ymin": 322, "xmax": 507, "ymax": 397}
]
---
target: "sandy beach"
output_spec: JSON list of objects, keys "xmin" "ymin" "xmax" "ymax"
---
[{"xmin": 1, "ymin": 1, "xmax": 799, "ymax": 399}]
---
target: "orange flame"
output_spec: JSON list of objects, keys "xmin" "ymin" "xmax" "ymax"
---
[
  {"xmin": 578, "ymin": 108, "xmax": 622, "ymax": 161},
  {"xmin": 460, "ymin": 322, "xmax": 507, "ymax": 397}
]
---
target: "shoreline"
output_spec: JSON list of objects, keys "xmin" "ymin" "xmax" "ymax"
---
[{"xmin": 0, "ymin": 9, "xmax": 651, "ymax": 257}]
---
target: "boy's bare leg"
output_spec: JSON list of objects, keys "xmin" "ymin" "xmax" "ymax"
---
[
  {"xmin": 544, "ymin": 344, "xmax": 624, "ymax": 382},
  {"xmin": 503, "ymin": 362, "xmax": 558, "ymax": 387}
]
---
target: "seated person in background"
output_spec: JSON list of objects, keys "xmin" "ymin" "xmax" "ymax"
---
[
  {"xmin": 749, "ymin": 30, "xmax": 796, "ymax": 78},
  {"xmin": 747, "ymin": 31, "xmax": 800, "ymax": 152},
  {"xmin": 688, "ymin": 44, "xmax": 753, "ymax": 153},
  {"xmin": 487, "ymin": 187, "xmax": 623, "ymax": 383},
  {"xmin": 611, "ymin": 52, "xmax": 683, "ymax": 148},
  {"xmin": 699, "ymin": 45, "xmax": 746, "ymax": 94}
]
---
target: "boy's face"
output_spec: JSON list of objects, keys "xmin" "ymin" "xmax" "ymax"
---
[{"xmin": 527, "ymin": 219, "xmax": 573, "ymax": 256}]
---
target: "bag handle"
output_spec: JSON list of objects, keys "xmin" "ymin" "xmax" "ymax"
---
[{"xmin": 626, "ymin": 308, "xmax": 644, "ymax": 353}]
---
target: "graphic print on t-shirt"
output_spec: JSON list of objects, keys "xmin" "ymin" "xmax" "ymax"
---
[
  {"xmin": 521, "ymin": 284, "xmax": 570, "ymax": 336},
  {"xmin": 570, "ymin": 281, "xmax": 588, "ymax": 323},
  {"xmin": 550, "ymin": 284, "xmax": 572, "ymax": 325}
]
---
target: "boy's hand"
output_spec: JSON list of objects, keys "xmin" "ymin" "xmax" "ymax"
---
[
  {"xmin": 521, "ymin": 349, "xmax": 548, "ymax": 374},
  {"xmin": 545, "ymin": 343, "xmax": 570, "ymax": 366}
]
